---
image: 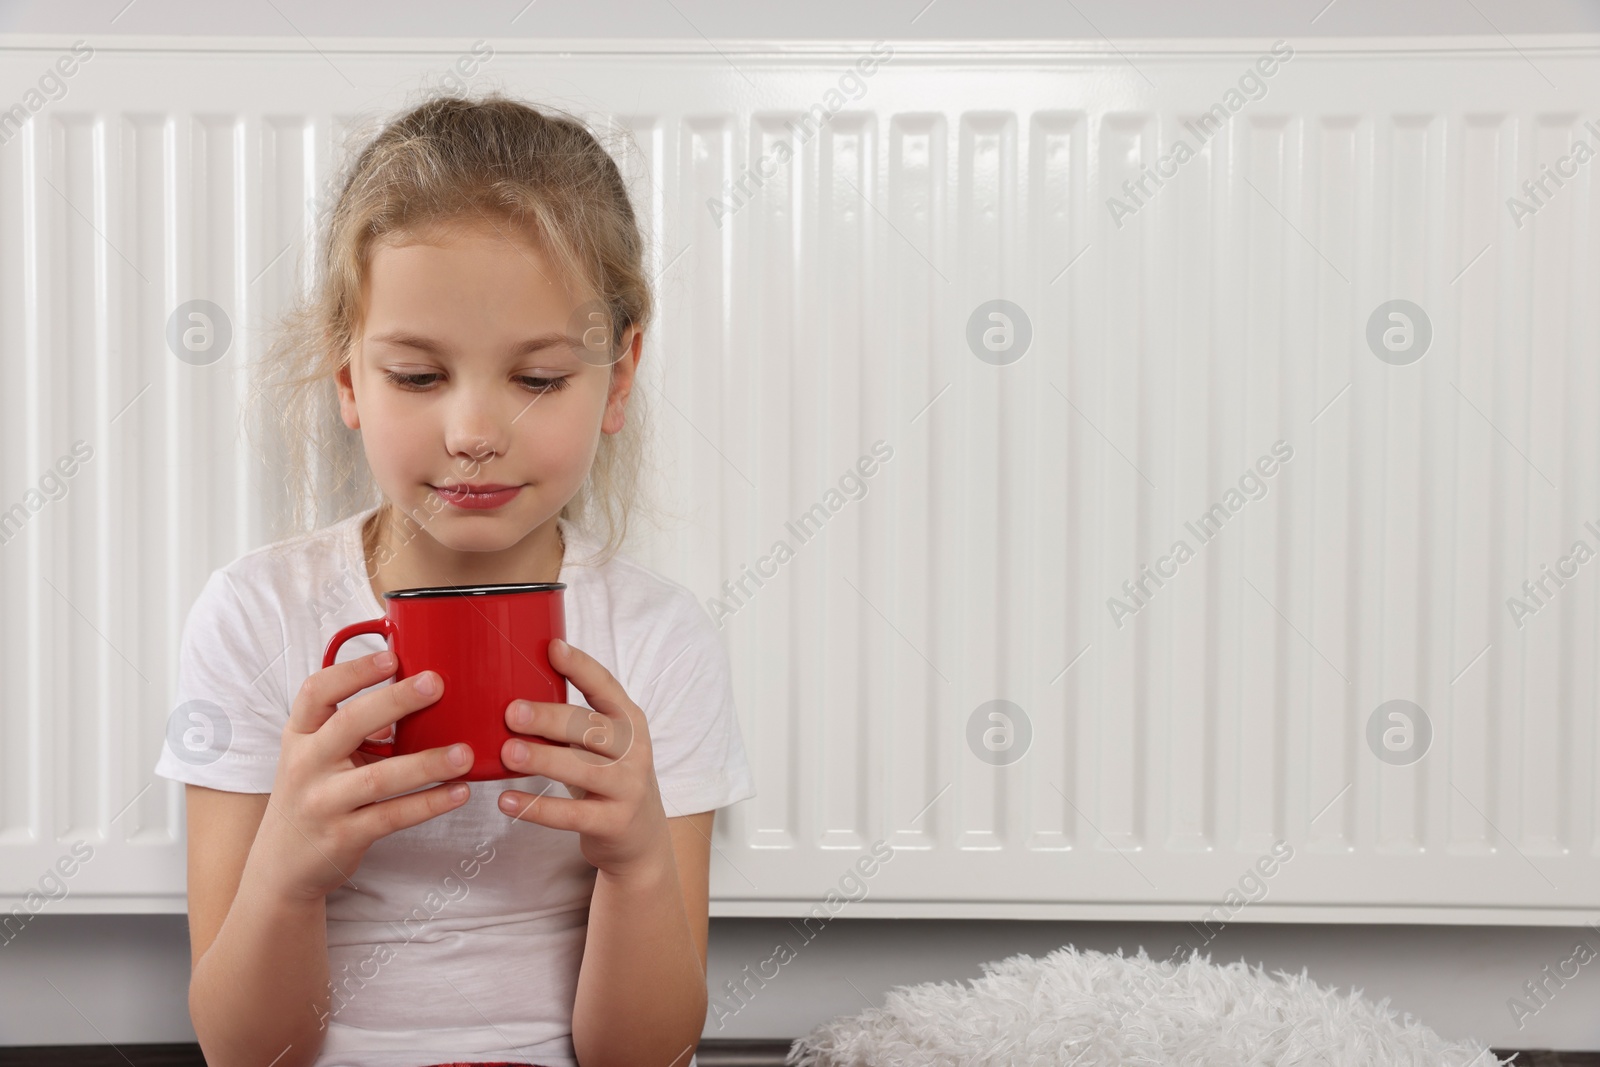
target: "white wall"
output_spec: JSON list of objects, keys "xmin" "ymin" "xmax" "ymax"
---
[
  {"xmin": 6, "ymin": 915, "xmax": 1600, "ymax": 1049},
  {"xmin": 2, "ymin": 0, "xmax": 1600, "ymax": 39}
]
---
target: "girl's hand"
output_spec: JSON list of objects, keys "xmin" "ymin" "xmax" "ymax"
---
[
  {"xmin": 255, "ymin": 650, "xmax": 475, "ymax": 901},
  {"xmin": 497, "ymin": 639, "xmax": 671, "ymax": 878}
]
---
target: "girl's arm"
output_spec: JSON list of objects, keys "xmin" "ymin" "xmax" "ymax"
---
[
  {"xmin": 185, "ymin": 784, "xmax": 332, "ymax": 1067},
  {"xmin": 186, "ymin": 652, "xmax": 469, "ymax": 1067},
  {"xmin": 570, "ymin": 811, "xmax": 713, "ymax": 1067},
  {"xmin": 495, "ymin": 639, "xmax": 723, "ymax": 1067}
]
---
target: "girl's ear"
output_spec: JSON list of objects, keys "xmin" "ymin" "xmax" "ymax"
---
[
  {"xmin": 601, "ymin": 327, "xmax": 643, "ymax": 436},
  {"xmin": 336, "ymin": 358, "xmax": 360, "ymax": 430}
]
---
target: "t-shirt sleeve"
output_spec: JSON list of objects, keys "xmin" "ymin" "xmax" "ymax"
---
[
  {"xmin": 636, "ymin": 590, "xmax": 757, "ymax": 817},
  {"xmin": 152, "ymin": 565, "xmax": 290, "ymax": 793}
]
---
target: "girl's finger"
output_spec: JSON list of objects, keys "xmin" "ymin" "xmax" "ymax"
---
[
  {"xmin": 497, "ymin": 788, "xmax": 586, "ymax": 831},
  {"xmin": 288, "ymin": 650, "xmax": 399, "ymax": 737},
  {"xmin": 501, "ymin": 735, "xmax": 621, "ymax": 791},
  {"xmin": 547, "ymin": 639, "xmax": 634, "ymax": 721},
  {"xmin": 354, "ymin": 781, "xmax": 473, "ymax": 840},
  {"xmin": 507, "ymin": 700, "xmax": 633, "ymax": 760},
  {"xmin": 317, "ymin": 670, "xmax": 443, "ymax": 761},
  {"xmin": 338, "ymin": 743, "xmax": 474, "ymax": 808}
]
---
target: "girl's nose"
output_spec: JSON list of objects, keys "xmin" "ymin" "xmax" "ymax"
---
[{"xmin": 443, "ymin": 399, "xmax": 512, "ymax": 468}]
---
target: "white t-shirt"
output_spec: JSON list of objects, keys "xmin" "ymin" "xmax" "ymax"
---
[{"xmin": 153, "ymin": 504, "xmax": 757, "ymax": 1067}]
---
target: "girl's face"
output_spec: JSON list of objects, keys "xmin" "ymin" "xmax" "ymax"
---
[{"xmin": 336, "ymin": 218, "xmax": 639, "ymax": 554}]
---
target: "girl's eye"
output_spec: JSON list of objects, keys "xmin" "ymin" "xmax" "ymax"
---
[
  {"xmin": 382, "ymin": 370, "xmax": 569, "ymax": 394},
  {"xmin": 515, "ymin": 375, "xmax": 570, "ymax": 394},
  {"xmin": 384, "ymin": 370, "xmax": 441, "ymax": 389}
]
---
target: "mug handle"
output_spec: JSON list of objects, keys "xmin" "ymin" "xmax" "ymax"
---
[{"xmin": 323, "ymin": 616, "xmax": 399, "ymax": 760}]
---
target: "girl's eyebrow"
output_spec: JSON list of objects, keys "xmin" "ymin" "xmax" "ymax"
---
[{"xmin": 368, "ymin": 330, "xmax": 580, "ymax": 359}]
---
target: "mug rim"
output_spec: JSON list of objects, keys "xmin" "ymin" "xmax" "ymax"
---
[{"xmin": 383, "ymin": 581, "xmax": 566, "ymax": 600}]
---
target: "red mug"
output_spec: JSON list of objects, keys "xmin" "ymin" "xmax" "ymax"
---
[{"xmin": 321, "ymin": 582, "xmax": 569, "ymax": 782}]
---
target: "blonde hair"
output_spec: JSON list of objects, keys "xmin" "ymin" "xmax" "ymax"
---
[{"xmin": 248, "ymin": 90, "xmax": 667, "ymax": 568}]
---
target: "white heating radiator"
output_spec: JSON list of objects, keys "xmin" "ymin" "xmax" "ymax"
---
[{"xmin": 2, "ymin": 34, "xmax": 1598, "ymax": 923}]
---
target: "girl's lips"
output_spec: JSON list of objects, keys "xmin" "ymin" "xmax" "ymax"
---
[{"xmin": 432, "ymin": 484, "xmax": 523, "ymax": 510}]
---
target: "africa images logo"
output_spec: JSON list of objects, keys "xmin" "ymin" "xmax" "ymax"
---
[{"xmin": 1105, "ymin": 40, "xmax": 1295, "ymax": 229}]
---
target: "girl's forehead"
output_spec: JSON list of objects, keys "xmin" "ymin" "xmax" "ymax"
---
[
  {"xmin": 372, "ymin": 221, "xmax": 538, "ymax": 260},
  {"xmin": 364, "ymin": 223, "xmax": 594, "ymax": 306}
]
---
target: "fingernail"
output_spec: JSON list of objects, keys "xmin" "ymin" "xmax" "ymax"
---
[
  {"xmin": 550, "ymin": 638, "xmax": 567, "ymax": 655},
  {"xmin": 375, "ymin": 650, "xmax": 396, "ymax": 670},
  {"xmin": 449, "ymin": 784, "xmax": 469, "ymax": 801},
  {"xmin": 507, "ymin": 739, "xmax": 528, "ymax": 763},
  {"xmin": 512, "ymin": 701, "xmax": 532, "ymax": 726},
  {"xmin": 415, "ymin": 672, "xmax": 437, "ymax": 696},
  {"xmin": 447, "ymin": 744, "xmax": 470, "ymax": 766}
]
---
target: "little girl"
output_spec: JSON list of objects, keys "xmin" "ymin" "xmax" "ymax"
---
[{"xmin": 152, "ymin": 92, "xmax": 755, "ymax": 1067}]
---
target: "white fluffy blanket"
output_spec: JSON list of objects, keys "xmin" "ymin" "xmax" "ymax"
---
[{"xmin": 786, "ymin": 945, "xmax": 1508, "ymax": 1066}]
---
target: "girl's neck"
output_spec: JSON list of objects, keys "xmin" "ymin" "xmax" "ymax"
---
[{"xmin": 361, "ymin": 502, "xmax": 566, "ymax": 596}]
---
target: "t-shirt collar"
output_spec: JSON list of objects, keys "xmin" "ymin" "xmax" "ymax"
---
[{"xmin": 344, "ymin": 504, "xmax": 582, "ymax": 618}]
